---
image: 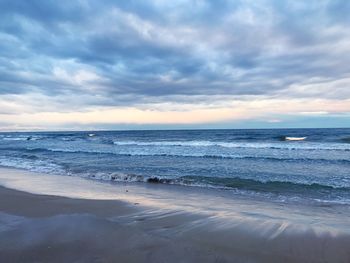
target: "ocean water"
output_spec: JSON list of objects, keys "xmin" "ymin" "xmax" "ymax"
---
[{"xmin": 0, "ymin": 128, "xmax": 349, "ymax": 205}]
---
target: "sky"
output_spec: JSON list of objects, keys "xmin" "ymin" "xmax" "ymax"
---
[{"xmin": 0, "ymin": 0, "xmax": 350, "ymax": 131}]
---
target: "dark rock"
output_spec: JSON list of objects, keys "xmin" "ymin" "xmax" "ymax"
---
[{"xmin": 147, "ymin": 177, "xmax": 161, "ymax": 183}]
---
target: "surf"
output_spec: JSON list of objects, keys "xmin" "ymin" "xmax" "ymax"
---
[{"xmin": 284, "ymin": 136, "xmax": 307, "ymax": 141}]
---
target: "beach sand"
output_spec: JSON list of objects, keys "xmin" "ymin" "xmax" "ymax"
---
[{"xmin": 0, "ymin": 168, "xmax": 349, "ymax": 263}]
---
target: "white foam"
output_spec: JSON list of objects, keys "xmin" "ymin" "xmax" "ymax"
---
[
  {"xmin": 0, "ymin": 156, "xmax": 65, "ymax": 175},
  {"xmin": 112, "ymin": 140, "xmax": 350, "ymax": 151},
  {"xmin": 285, "ymin": 137, "xmax": 307, "ymax": 141}
]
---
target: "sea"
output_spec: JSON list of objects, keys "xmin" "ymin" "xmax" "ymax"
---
[{"xmin": 0, "ymin": 128, "xmax": 349, "ymax": 205}]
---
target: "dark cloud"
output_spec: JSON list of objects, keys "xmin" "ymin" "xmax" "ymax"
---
[
  {"xmin": 0, "ymin": 0, "xmax": 349, "ymax": 110},
  {"xmin": 326, "ymin": 0, "xmax": 350, "ymax": 24},
  {"xmin": 0, "ymin": 0, "xmax": 88, "ymax": 25}
]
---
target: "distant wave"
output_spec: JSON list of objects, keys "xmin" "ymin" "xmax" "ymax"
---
[
  {"xmin": 1, "ymin": 133, "xmax": 350, "ymax": 145},
  {"xmin": 284, "ymin": 136, "xmax": 307, "ymax": 141},
  {"xmin": 112, "ymin": 140, "xmax": 350, "ymax": 151},
  {"xmin": 0, "ymin": 136, "xmax": 44, "ymax": 141},
  {"xmin": 0, "ymin": 133, "xmax": 95, "ymax": 142},
  {"xmin": 113, "ymin": 140, "xmax": 216, "ymax": 147},
  {"xmin": 341, "ymin": 137, "xmax": 350, "ymax": 143},
  {"xmin": 2, "ymin": 146, "xmax": 350, "ymax": 165}
]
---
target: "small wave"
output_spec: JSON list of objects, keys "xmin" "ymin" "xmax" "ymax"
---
[
  {"xmin": 112, "ymin": 140, "xmax": 350, "ymax": 151},
  {"xmin": 196, "ymin": 176, "xmax": 347, "ymax": 193},
  {"xmin": 284, "ymin": 136, "xmax": 307, "ymax": 141},
  {"xmin": 3, "ymin": 146, "xmax": 350, "ymax": 164},
  {"xmin": 85, "ymin": 173, "xmax": 350, "ymax": 196},
  {"xmin": 0, "ymin": 156, "xmax": 65, "ymax": 175},
  {"xmin": 0, "ymin": 135, "xmax": 49, "ymax": 141},
  {"xmin": 2, "ymin": 137, "xmax": 28, "ymax": 141},
  {"xmin": 69, "ymin": 168, "xmax": 349, "ymax": 193},
  {"xmin": 144, "ymin": 175, "xmax": 349, "ymax": 196},
  {"xmin": 113, "ymin": 140, "xmax": 214, "ymax": 147},
  {"xmin": 341, "ymin": 137, "xmax": 350, "ymax": 143},
  {"xmin": 1, "ymin": 136, "xmax": 40, "ymax": 141},
  {"xmin": 89, "ymin": 172, "xmax": 145, "ymax": 183},
  {"xmin": 0, "ymin": 154, "xmax": 349, "ymax": 204},
  {"xmin": 81, "ymin": 173, "xmax": 350, "ymax": 205}
]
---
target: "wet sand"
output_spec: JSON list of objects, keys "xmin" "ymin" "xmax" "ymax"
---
[{"xmin": 0, "ymin": 167, "xmax": 349, "ymax": 263}]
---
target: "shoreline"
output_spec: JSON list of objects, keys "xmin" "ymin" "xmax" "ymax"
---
[{"xmin": 0, "ymin": 167, "xmax": 350, "ymax": 262}]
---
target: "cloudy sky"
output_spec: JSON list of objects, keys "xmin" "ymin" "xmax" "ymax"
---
[{"xmin": 0, "ymin": 0, "xmax": 349, "ymax": 131}]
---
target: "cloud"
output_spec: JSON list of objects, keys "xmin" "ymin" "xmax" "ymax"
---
[{"xmin": 0, "ymin": 0, "xmax": 349, "ymax": 129}]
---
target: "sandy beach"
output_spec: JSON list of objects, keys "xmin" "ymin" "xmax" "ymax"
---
[{"xmin": 0, "ymin": 167, "xmax": 349, "ymax": 263}]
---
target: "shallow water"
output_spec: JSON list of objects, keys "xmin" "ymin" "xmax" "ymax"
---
[{"xmin": 1, "ymin": 167, "xmax": 349, "ymax": 234}]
